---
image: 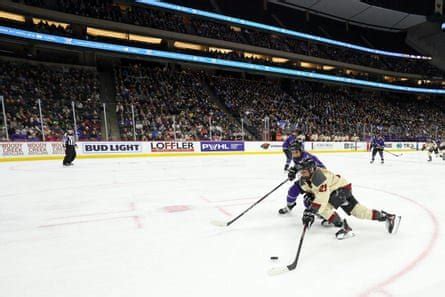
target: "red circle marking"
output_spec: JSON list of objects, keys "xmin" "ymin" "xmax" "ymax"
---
[{"xmin": 355, "ymin": 185, "xmax": 440, "ymax": 297}]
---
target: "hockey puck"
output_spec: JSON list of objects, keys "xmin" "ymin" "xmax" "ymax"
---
[{"xmin": 270, "ymin": 256, "xmax": 279, "ymax": 260}]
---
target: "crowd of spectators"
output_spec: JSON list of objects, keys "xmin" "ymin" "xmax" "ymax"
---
[
  {"xmin": 16, "ymin": 0, "xmax": 444, "ymax": 80},
  {"xmin": 1, "ymin": 57, "xmax": 443, "ymax": 143},
  {"xmin": 191, "ymin": 18, "xmax": 246, "ymax": 44},
  {"xmin": 208, "ymin": 75, "xmax": 445, "ymax": 142},
  {"xmin": 207, "ymin": 75, "xmax": 302, "ymax": 139},
  {"xmin": 114, "ymin": 63, "xmax": 242, "ymax": 141},
  {"xmin": 33, "ymin": 20, "xmax": 74, "ymax": 37},
  {"xmin": 4, "ymin": 19, "xmax": 399, "ymax": 86},
  {"xmin": 22, "ymin": 0, "xmax": 444, "ymax": 78},
  {"xmin": 0, "ymin": 60, "xmax": 101, "ymax": 141},
  {"xmin": 26, "ymin": 0, "xmax": 188, "ymax": 33}
]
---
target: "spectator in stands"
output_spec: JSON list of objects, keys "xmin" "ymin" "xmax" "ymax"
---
[{"xmin": 0, "ymin": 60, "xmax": 101, "ymax": 141}]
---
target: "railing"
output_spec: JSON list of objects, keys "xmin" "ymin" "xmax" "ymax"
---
[{"xmin": 0, "ymin": 96, "xmax": 437, "ymax": 143}]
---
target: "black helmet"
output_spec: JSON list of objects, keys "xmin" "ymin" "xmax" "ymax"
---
[
  {"xmin": 289, "ymin": 140, "xmax": 304, "ymax": 153},
  {"xmin": 299, "ymin": 158, "xmax": 317, "ymax": 173}
]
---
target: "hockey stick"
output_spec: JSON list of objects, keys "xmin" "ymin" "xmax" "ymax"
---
[
  {"xmin": 211, "ymin": 178, "xmax": 289, "ymax": 227},
  {"xmin": 268, "ymin": 223, "xmax": 308, "ymax": 276},
  {"xmin": 386, "ymin": 151, "xmax": 402, "ymax": 157}
]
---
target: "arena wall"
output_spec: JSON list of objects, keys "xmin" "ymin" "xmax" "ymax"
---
[{"xmin": 0, "ymin": 141, "xmax": 422, "ymax": 162}]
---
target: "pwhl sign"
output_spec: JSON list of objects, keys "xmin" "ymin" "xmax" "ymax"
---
[
  {"xmin": 83, "ymin": 143, "xmax": 142, "ymax": 153},
  {"xmin": 201, "ymin": 141, "xmax": 244, "ymax": 152}
]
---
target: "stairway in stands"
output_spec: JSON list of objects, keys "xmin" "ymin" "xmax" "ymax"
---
[{"xmin": 97, "ymin": 58, "xmax": 119, "ymax": 141}]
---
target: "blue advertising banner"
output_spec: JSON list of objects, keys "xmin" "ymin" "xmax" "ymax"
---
[{"xmin": 201, "ymin": 141, "xmax": 245, "ymax": 152}]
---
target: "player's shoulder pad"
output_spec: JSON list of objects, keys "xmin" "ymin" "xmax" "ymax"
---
[
  {"xmin": 298, "ymin": 177, "xmax": 307, "ymax": 188},
  {"xmin": 311, "ymin": 169, "xmax": 327, "ymax": 187}
]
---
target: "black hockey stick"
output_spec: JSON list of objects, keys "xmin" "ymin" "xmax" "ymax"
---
[
  {"xmin": 268, "ymin": 223, "xmax": 308, "ymax": 275},
  {"xmin": 211, "ymin": 178, "xmax": 289, "ymax": 227}
]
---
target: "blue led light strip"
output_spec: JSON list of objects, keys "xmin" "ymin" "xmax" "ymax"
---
[
  {"xmin": 136, "ymin": 0, "xmax": 431, "ymax": 60},
  {"xmin": 0, "ymin": 26, "xmax": 443, "ymax": 94}
]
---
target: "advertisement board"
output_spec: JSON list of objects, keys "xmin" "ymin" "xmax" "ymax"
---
[
  {"xmin": 150, "ymin": 142, "xmax": 195, "ymax": 153},
  {"xmin": 82, "ymin": 143, "xmax": 143, "ymax": 154},
  {"xmin": 0, "ymin": 142, "xmax": 65, "ymax": 157},
  {"xmin": 245, "ymin": 141, "xmax": 283, "ymax": 153},
  {"xmin": 311, "ymin": 142, "xmax": 335, "ymax": 151},
  {"xmin": 0, "ymin": 141, "xmax": 420, "ymax": 160},
  {"xmin": 200, "ymin": 141, "xmax": 244, "ymax": 152},
  {"xmin": 385, "ymin": 142, "xmax": 419, "ymax": 151}
]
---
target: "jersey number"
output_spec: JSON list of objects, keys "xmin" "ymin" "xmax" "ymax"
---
[{"xmin": 319, "ymin": 184, "xmax": 327, "ymax": 192}]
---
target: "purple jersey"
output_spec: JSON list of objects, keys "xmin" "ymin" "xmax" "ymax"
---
[
  {"xmin": 283, "ymin": 135, "xmax": 306, "ymax": 166},
  {"xmin": 371, "ymin": 137, "xmax": 385, "ymax": 149},
  {"xmin": 294, "ymin": 151, "xmax": 326, "ymax": 169},
  {"xmin": 282, "ymin": 135, "xmax": 296, "ymax": 150}
]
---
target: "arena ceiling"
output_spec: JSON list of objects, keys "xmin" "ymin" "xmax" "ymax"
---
[{"xmin": 270, "ymin": 0, "xmax": 427, "ymax": 30}]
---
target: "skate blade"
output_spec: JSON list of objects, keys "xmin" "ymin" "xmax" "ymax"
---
[
  {"xmin": 336, "ymin": 231, "xmax": 355, "ymax": 240},
  {"xmin": 321, "ymin": 221, "xmax": 335, "ymax": 228},
  {"xmin": 391, "ymin": 216, "xmax": 402, "ymax": 234}
]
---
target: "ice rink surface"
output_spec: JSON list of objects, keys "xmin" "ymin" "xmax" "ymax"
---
[{"xmin": 0, "ymin": 151, "xmax": 444, "ymax": 297}]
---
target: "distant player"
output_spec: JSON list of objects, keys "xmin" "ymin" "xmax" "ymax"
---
[
  {"xmin": 439, "ymin": 141, "xmax": 445, "ymax": 160},
  {"xmin": 433, "ymin": 139, "xmax": 442, "ymax": 157},
  {"xmin": 278, "ymin": 141, "xmax": 327, "ymax": 223},
  {"xmin": 63, "ymin": 129, "xmax": 76, "ymax": 166},
  {"xmin": 370, "ymin": 134, "xmax": 385, "ymax": 164},
  {"xmin": 422, "ymin": 139, "xmax": 438, "ymax": 162},
  {"xmin": 282, "ymin": 129, "xmax": 305, "ymax": 171},
  {"xmin": 298, "ymin": 159, "xmax": 401, "ymax": 239},
  {"xmin": 282, "ymin": 133, "xmax": 296, "ymax": 171}
]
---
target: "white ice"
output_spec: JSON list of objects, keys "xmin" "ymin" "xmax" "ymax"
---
[{"xmin": 0, "ymin": 152, "xmax": 444, "ymax": 297}]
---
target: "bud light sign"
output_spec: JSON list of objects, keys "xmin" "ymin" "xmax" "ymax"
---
[{"xmin": 201, "ymin": 141, "xmax": 244, "ymax": 152}]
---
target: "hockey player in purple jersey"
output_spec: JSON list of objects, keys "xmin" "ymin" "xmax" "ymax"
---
[
  {"xmin": 278, "ymin": 141, "xmax": 326, "ymax": 219},
  {"xmin": 370, "ymin": 134, "xmax": 385, "ymax": 164},
  {"xmin": 282, "ymin": 130, "xmax": 305, "ymax": 171},
  {"xmin": 282, "ymin": 134, "xmax": 297, "ymax": 171}
]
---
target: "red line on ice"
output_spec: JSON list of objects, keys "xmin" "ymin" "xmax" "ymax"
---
[
  {"xmin": 356, "ymin": 186, "xmax": 439, "ymax": 297},
  {"xmin": 133, "ymin": 216, "xmax": 143, "ymax": 229},
  {"xmin": 202, "ymin": 197, "xmax": 258, "ymax": 203},
  {"xmin": 49, "ymin": 209, "xmax": 133, "ymax": 220},
  {"xmin": 220, "ymin": 202, "xmax": 252, "ymax": 208},
  {"xmin": 164, "ymin": 205, "xmax": 191, "ymax": 212},
  {"xmin": 201, "ymin": 197, "xmax": 232, "ymax": 217},
  {"xmin": 39, "ymin": 215, "xmax": 136, "ymax": 228},
  {"xmin": 130, "ymin": 202, "xmax": 143, "ymax": 229},
  {"xmin": 200, "ymin": 197, "xmax": 211, "ymax": 203},
  {"xmin": 216, "ymin": 206, "xmax": 231, "ymax": 217}
]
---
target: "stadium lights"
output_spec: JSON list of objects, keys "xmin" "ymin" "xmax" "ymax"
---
[
  {"xmin": 135, "ymin": 0, "xmax": 432, "ymax": 60},
  {"xmin": 0, "ymin": 26, "xmax": 444, "ymax": 95}
]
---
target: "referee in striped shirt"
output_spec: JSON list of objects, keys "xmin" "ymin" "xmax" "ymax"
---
[{"xmin": 63, "ymin": 129, "xmax": 77, "ymax": 166}]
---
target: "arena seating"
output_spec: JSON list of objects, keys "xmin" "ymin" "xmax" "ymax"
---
[{"xmin": 0, "ymin": 60, "xmax": 101, "ymax": 141}]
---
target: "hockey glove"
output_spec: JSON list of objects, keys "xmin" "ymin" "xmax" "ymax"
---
[
  {"xmin": 302, "ymin": 209, "xmax": 315, "ymax": 228},
  {"xmin": 288, "ymin": 166, "xmax": 298, "ymax": 181},
  {"xmin": 303, "ymin": 193, "xmax": 315, "ymax": 209},
  {"xmin": 284, "ymin": 164, "xmax": 290, "ymax": 171}
]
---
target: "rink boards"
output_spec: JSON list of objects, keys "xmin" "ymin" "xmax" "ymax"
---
[{"xmin": 0, "ymin": 141, "xmax": 422, "ymax": 162}]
